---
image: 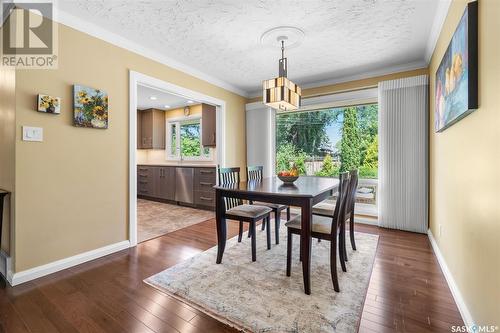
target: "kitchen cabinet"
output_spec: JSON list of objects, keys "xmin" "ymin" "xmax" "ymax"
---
[
  {"xmin": 137, "ymin": 109, "xmax": 165, "ymax": 149},
  {"xmin": 154, "ymin": 167, "xmax": 175, "ymax": 200},
  {"xmin": 201, "ymin": 103, "xmax": 216, "ymax": 147},
  {"xmin": 137, "ymin": 166, "xmax": 154, "ymax": 196},
  {"xmin": 194, "ymin": 167, "xmax": 216, "ymax": 209},
  {"xmin": 137, "ymin": 165, "xmax": 216, "ymax": 210}
]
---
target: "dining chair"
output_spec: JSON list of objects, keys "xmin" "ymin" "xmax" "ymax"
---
[
  {"xmin": 218, "ymin": 166, "xmax": 273, "ymax": 261},
  {"xmin": 312, "ymin": 169, "xmax": 359, "ymax": 261},
  {"xmin": 246, "ymin": 165, "xmax": 290, "ymax": 244},
  {"xmin": 285, "ymin": 172, "xmax": 350, "ymax": 292}
]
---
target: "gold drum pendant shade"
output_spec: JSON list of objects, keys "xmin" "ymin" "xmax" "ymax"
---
[
  {"xmin": 263, "ymin": 77, "xmax": 301, "ymax": 111},
  {"xmin": 263, "ymin": 39, "xmax": 301, "ymax": 111}
]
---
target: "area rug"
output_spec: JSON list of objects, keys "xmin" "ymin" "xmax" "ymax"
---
[
  {"xmin": 137, "ymin": 199, "xmax": 214, "ymax": 242},
  {"xmin": 145, "ymin": 226, "xmax": 378, "ymax": 333}
]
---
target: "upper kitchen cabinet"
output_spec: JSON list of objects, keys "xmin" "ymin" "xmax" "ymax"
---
[
  {"xmin": 138, "ymin": 108, "xmax": 165, "ymax": 149},
  {"xmin": 201, "ymin": 103, "xmax": 216, "ymax": 147}
]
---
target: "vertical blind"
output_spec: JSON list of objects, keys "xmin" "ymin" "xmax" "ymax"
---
[
  {"xmin": 378, "ymin": 75, "xmax": 429, "ymax": 233},
  {"xmin": 246, "ymin": 105, "xmax": 275, "ymax": 178}
]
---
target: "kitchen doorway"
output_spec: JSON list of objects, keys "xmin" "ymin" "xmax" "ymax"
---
[{"xmin": 128, "ymin": 71, "xmax": 226, "ymax": 246}]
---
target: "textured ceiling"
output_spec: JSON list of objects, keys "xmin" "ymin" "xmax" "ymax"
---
[
  {"xmin": 137, "ymin": 85, "xmax": 198, "ymax": 110},
  {"xmin": 58, "ymin": 0, "xmax": 440, "ymax": 96}
]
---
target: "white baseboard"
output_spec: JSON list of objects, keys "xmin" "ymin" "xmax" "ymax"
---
[
  {"xmin": 9, "ymin": 240, "xmax": 130, "ymax": 286},
  {"xmin": 427, "ymin": 229, "xmax": 475, "ymax": 327}
]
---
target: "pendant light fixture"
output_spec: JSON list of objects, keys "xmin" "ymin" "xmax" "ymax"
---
[{"xmin": 263, "ymin": 37, "xmax": 301, "ymax": 111}]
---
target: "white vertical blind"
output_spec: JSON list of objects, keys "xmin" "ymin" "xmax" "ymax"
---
[
  {"xmin": 245, "ymin": 104, "xmax": 275, "ymax": 178},
  {"xmin": 378, "ymin": 75, "xmax": 429, "ymax": 233}
]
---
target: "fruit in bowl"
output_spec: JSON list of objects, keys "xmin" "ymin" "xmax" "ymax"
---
[{"xmin": 277, "ymin": 166, "xmax": 299, "ymax": 184}]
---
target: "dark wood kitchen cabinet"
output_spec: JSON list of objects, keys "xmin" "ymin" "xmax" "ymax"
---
[
  {"xmin": 137, "ymin": 166, "xmax": 154, "ymax": 196},
  {"xmin": 193, "ymin": 167, "xmax": 216, "ymax": 209},
  {"xmin": 137, "ymin": 165, "xmax": 216, "ymax": 211},
  {"xmin": 137, "ymin": 109, "xmax": 165, "ymax": 149},
  {"xmin": 154, "ymin": 167, "xmax": 175, "ymax": 200},
  {"xmin": 201, "ymin": 103, "xmax": 216, "ymax": 147}
]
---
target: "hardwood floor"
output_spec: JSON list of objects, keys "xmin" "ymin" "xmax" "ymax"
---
[{"xmin": 0, "ymin": 219, "xmax": 463, "ymax": 333}]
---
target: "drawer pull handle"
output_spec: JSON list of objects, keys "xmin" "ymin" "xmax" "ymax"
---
[
  {"xmin": 200, "ymin": 170, "xmax": 214, "ymax": 174},
  {"xmin": 200, "ymin": 182, "xmax": 213, "ymax": 186},
  {"xmin": 139, "ymin": 181, "xmax": 148, "ymax": 184},
  {"xmin": 200, "ymin": 197, "xmax": 213, "ymax": 201}
]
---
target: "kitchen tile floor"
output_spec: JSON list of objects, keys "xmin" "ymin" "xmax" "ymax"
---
[{"xmin": 137, "ymin": 199, "xmax": 214, "ymax": 243}]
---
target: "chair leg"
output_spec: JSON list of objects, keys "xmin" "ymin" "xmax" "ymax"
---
[
  {"xmin": 286, "ymin": 229, "xmax": 292, "ymax": 276},
  {"xmin": 238, "ymin": 221, "xmax": 243, "ymax": 242},
  {"xmin": 250, "ymin": 222, "xmax": 257, "ymax": 262},
  {"xmin": 339, "ymin": 228, "xmax": 347, "ymax": 272},
  {"xmin": 343, "ymin": 219, "xmax": 348, "ymax": 262},
  {"xmin": 344, "ymin": 229, "xmax": 348, "ymax": 262},
  {"xmin": 275, "ymin": 210, "xmax": 280, "ymax": 244},
  {"xmin": 318, "ymin": 238, "xmax": 321, "ymax": 243},
  {"xmin": 266, "ymin": 217, "xmax": 271, "ymax": 250},
  {"xmin": 286, "ymin": 206, "xmax": 291, "ymax": 221},
  {"xmin": 350, "ymin": 213, "xmax": 357, "ymax": 251},
  {"xmin": 261, "ymin": 218, "xmax": 266, "ymax": 231},
  {"xmin": 331, "ymin": 232, "xmax": 340, "ymax": 292}
]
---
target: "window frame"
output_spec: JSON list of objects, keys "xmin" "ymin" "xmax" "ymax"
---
[{"xmin": 166, "ymin": 114, "xmax": 213, "ymax": 161}]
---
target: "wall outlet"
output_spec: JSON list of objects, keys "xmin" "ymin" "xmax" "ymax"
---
[
  {"xmin": 439, "ymin": 224, "xmax": 443, "ymax": 237},
  {"xmin": 22, "ymin": 126, "xmax": 43, "ymax": 142}
]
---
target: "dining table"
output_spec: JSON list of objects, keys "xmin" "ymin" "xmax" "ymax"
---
[{"xmin": 214, "ymin": 176, "xmax": 339, "ymax": 295}]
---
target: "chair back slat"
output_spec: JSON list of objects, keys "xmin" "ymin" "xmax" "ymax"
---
[
  {"xmin": 247, "ymin": 165, "xmax": 263, "ymax": 181},
  {"xmin": 331, "ymin": 172, "xmax": 350, "ymax": 235},
  {"xmin": 218, "ymin": 166, "xmax": 242, "ymax": 210}
]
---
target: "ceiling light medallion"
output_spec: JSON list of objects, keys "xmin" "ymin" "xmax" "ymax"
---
[{"xmin": 262, "ymin": 31, "xmax": 302, "ymax": 111}]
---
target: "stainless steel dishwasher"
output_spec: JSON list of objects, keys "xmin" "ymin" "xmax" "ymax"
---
[{"xmin": 175, "ymin": 167, "xmax": 194, "ymax": 204}]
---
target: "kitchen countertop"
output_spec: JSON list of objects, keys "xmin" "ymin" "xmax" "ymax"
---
[{"xmin": 138, "ymin": 163, "xmax": 217, "ymax": 168}]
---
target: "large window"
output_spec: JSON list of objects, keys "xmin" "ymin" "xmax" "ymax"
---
[
  {"xmin": 276, "ymin": 104, "xmax": 379, "ymax": 217},
  {"xmin": 275, "ymin": 104, "xmax": 378, "ymax": 178},
  {"xmin": 167, "ymin": 117, "xmax": 211, "ymax": 160}
]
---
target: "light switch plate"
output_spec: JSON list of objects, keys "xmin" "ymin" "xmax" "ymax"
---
[{"xmin": 22, "ymin": 126, "xmax": 43, "ymax": 142}]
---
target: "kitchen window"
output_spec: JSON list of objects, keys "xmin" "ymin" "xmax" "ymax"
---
[{"xmin": 167, "ymin": 116, "xmax": 211, "ymax": 160}]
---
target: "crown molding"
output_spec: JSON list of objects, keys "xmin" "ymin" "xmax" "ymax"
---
[
  {"xmin": 248, "ymin": 60, "xmax": 427, "ymax": 98},
  {"xmin": 51, "ymin": 7, "xmax": 248, "ymax": 98},
  {"xmin": 424, "ymin": 0, "xmax": 452, "ymax": 63}
]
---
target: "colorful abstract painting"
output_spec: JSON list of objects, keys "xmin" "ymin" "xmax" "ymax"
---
[
  {"xmin": 73, "ymin": 85, "xmax": 109, "ymax": 129},
  {"xmin": 435, "ymin": 1, "xmax": 478, "ymax": 132}
]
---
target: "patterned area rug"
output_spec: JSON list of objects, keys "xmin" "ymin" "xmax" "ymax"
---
[
  {"xmin": 138, "ymin": 199, "xmax": 214, "ymax": 242},
  {"xmin": 145, "ymin": 225, "xmax": 378, "ymax": 333}
]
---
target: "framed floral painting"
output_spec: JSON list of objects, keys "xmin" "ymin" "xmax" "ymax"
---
[
  {"xmin": 73, "ymin": 85, "xmax": 109, "ymax": 129},
  {"xmin": 37, "ymin": 94, "xmax": 61, "ymax": 114}
]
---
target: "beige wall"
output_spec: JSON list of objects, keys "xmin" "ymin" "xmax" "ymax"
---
[
  {"xmin": 246, "ymin": 68, "xmax": 429, "ymax": 103},
  {"xmin": 0, "ymin": 66, "xmax": 15, "ymax": 254},
  {"xmin": 14, "ymin": 21, "xmax": 246, "ymax": 272},
  {"xmin": 429, "ymin": 0, "xmax": 500, "ymax": 325}
]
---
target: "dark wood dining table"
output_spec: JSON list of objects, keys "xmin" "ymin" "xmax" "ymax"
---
[{"xmin": 214, "ymin": 176, "xmax": 339, "ymax": 295}]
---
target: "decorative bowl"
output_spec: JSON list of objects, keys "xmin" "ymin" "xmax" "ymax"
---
[{"xmin": 277, "ymin": 175, "xmax": 299, "ymax": 184}]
